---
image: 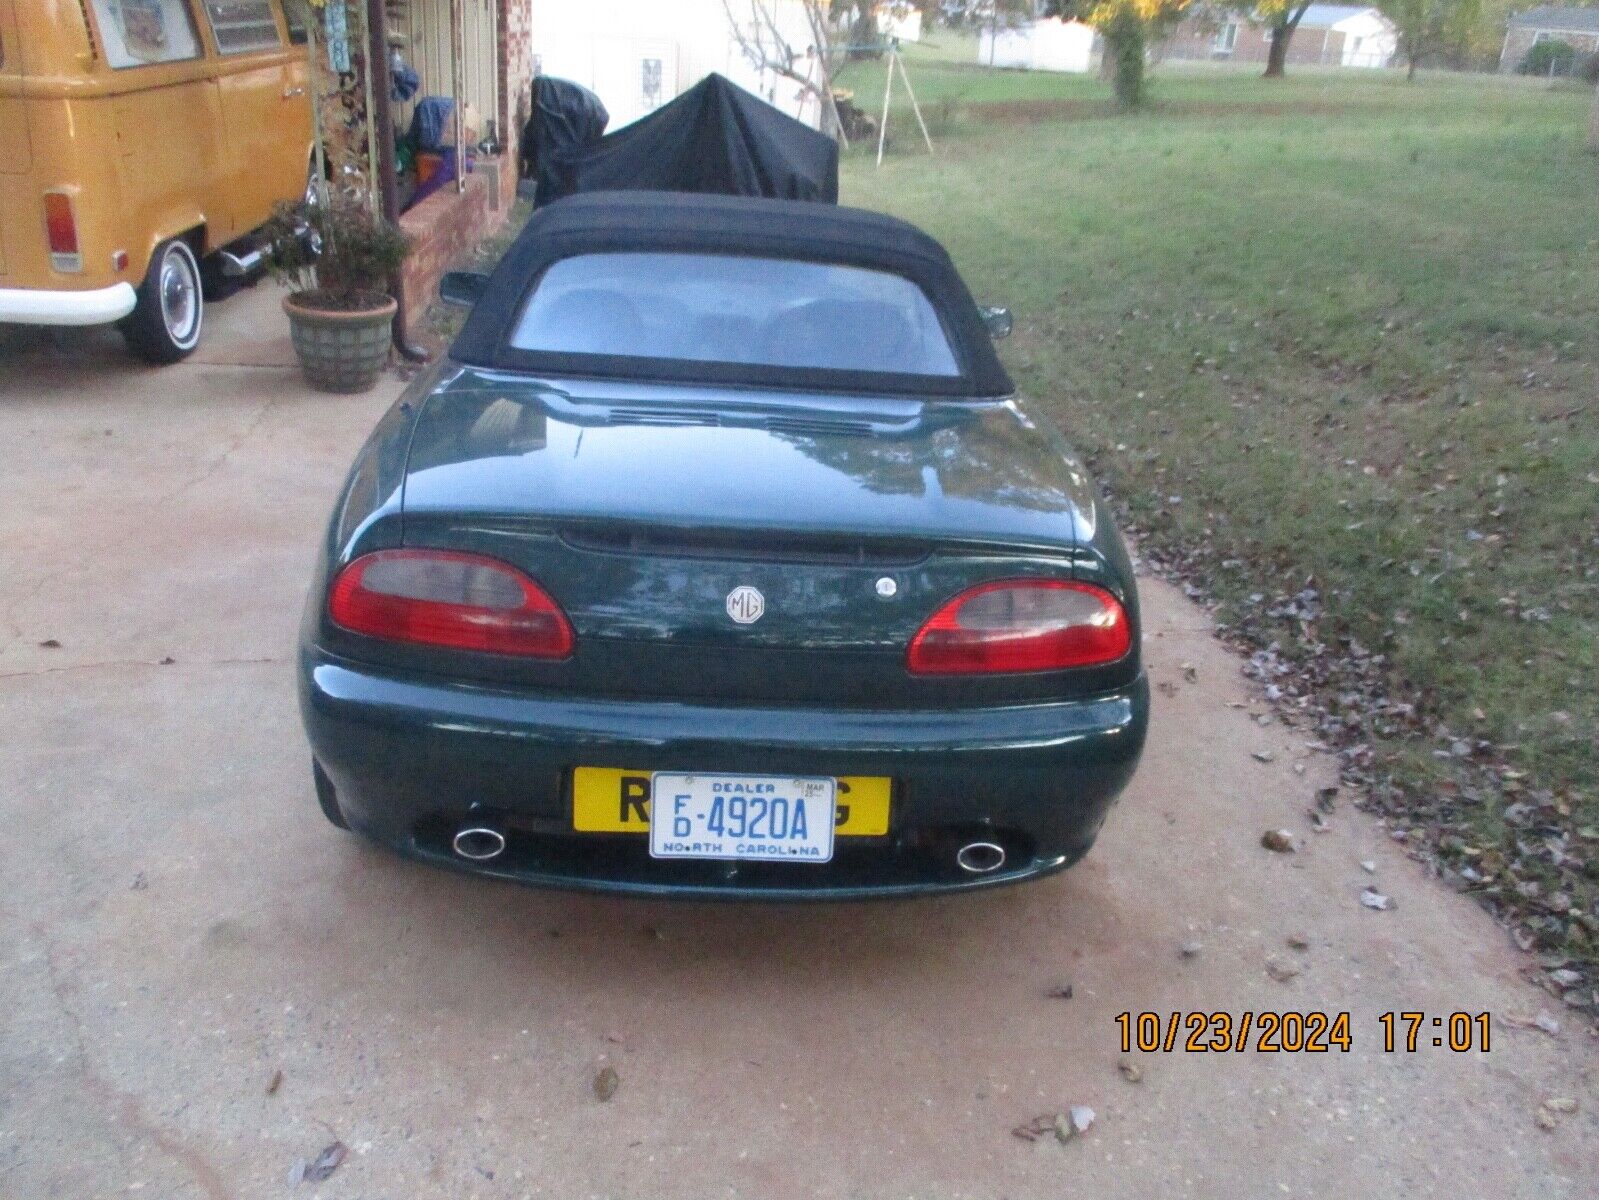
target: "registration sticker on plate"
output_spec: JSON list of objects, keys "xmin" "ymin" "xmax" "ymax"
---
[{"xmin": 648, "ymin": 773, "xmax": 837, "ymax": 862}]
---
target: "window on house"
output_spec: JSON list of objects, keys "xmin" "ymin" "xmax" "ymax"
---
[
  {"xmin": 642, "ymin": 58, "xmax": 664, "ymax": 109},
  {"xmin": 202, "ymin": 0, "xmax": 281, "ymax": 54},
  {"xmin": 1212, "ymin": 22, "xmax": 1239, "ymax": 54},
  {"xmin": 89, "ymin": 0, "xmax": 203, "ymax": 69}
]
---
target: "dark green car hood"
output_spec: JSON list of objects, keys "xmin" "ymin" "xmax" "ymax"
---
[{"xmin": 400, "ymin": 367, "xmax": 1099, "ymax": 552}]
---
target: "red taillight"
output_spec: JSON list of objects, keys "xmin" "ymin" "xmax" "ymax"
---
[
  {"xmin": 907, "ymin": 579, "xmax": 1131, "ymax": 675},
  {"xmin": 43, "ymin": 192, "xmax": 82, "ymax": 271},
  {"xmin": 328, "ymin": 549, "xmax": 574, "ymax": 658}
]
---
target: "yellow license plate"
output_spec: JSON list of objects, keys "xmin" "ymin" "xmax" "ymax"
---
[{"xmin": 572, "ymin": 767, "xmax": 891, "ymax": 837}]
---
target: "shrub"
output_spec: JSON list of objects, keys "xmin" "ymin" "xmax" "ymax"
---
[
  {"xmin": 264, "ymin": 193, "xmax": 412, "ymax": 311},
  {"xmin": 1519, "ymin": 38, "xmax": 1576, "ymax": 76}
]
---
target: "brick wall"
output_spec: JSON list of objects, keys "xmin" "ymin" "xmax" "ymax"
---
[
  {"xmin": 398, "ymin": 162, "xmax": 512, "ymax": 338},
  {"xmin": 1165, "ymin": 18, "xmax": 1349, "ymax": 66},
  {"xmin": 499, "ymin": 0, "xmax": 535, "ymax": 163}
]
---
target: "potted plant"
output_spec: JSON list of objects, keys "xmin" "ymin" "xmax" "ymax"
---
[{"xmin": 265, "ymin": 194, "xmax": 412, "ymax": 393}]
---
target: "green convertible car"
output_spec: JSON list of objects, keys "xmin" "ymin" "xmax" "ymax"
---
[{"xmin": 298, "ymin": 191, "xmax": 1148, "ymax": 899}]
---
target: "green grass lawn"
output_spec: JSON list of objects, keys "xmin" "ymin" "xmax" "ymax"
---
[{"xmin": 844, "ymin": 65, "xmax": 1598, "ymax": 984}]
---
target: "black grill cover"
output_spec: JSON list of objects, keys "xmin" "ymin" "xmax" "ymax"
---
[
  {"xmin": 547, "ymin": 74, "xmax": 839, "ymax": 205},
  {"xmin": 521, "ymin": 77, "xmax": 610, "ymax": 203}
]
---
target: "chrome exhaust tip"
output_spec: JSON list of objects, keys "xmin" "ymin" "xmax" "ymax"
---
[
  {"xmin": 452, "ymin": 824, "xmax": 507, "ymax": 862},
  {"xmin": 955, "ymin": 841, "xmax": 1006, "ymax": 874}
]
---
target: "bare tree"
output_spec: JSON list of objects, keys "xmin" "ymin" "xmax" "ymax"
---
[{"xmin": 724, "ymin": 0, "xmax": 848, "ymax": 139}]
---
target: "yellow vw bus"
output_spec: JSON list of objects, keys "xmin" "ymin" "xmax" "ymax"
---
[{"xmin": 0, "ymin": 0, "xmax": 312, "ymax": 361}]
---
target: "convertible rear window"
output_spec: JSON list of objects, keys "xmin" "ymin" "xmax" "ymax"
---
[{"xmin": 507, "ymin": 252, "xmax": 961, "ymax": 378}]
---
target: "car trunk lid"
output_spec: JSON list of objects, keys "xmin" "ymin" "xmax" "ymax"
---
[
  {"xmin": 392, "ymin": 371, "xmax": 1119, "ymax": 706},
  {"xmin": 402, "ymin": 371, "xmax": 1095, "ymax": 549}
]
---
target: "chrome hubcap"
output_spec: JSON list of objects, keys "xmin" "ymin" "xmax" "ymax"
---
[{"xmin": 159, "ymin": 250, "xmax": 198, "ymax": 342}]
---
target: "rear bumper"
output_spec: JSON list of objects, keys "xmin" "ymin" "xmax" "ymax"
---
[
  {"xmin": 0, "ymin": 283, "xmax": 138, "ymax": 326},
  {"xmin": 300, "ymin": 649, "xmax": 1149, "ymax": 899}
]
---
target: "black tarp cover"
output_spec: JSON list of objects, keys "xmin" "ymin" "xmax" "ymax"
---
[
  {"xmin": 451, "ymin": 191, "xmax": 1013, "ymax": 398},
  {"xmin": 521, "ymin": 77, "xmax": 609, "ymax": 203},
  {"xmin": 546, "ymin": 74, "xmax": 839, "ymax": 205}
]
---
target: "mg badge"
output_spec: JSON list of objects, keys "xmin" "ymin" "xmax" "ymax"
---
[{"xmin": 726, "ymin": 585, "xmax": 765, "ymax": 625}]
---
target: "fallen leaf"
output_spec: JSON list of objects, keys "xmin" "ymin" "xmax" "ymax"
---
[
  {"xmin": 1360, "ymin": 860, "xmax": 1377, "ymax": 874},
  {"xmin": 1261, "ymin": 829, "xmax": 1296, "ymax": 853},
  {"xmin": 38, "ymin": 638, "xmax": 62, "ymax": 649},
  {"xmin": 266, "ymin": 1069, "xmax": 283, "ymax": 1096},
  {"xmin": 1117, "ymin": 1059, "xmax": 1142, "ymax": 1083},
  {"xmin": 1543, "ymin": 1097, "xmax": 1577, "ymax": 1114},
  {"xmin": 303, "ymin": 1141, "xmax": 346, "ymax": 1183},
  {"xmin": 1503, "ymin": 1012, "xmax": 1560, "ymax": 1036},
  {"xmin": 1286, "ymin": 933, "xmax": 1309, "ymax": 951},
  {"xmin": 1015, "ymin": 1106, "xmax": 1094, "ymax": 1145},
  {"xmin": 1180, "ymin": 940, "xmax": 1203, "ymax": 958},
  {"xmin": 1182, "ymin": 663, "xmax": 1197, "ymax": 683},
  {"xmin": 1252, "ymin": 750, "xmax": 1275, "ymax": 763},
  {"xmin": 1266, "ymin": 957, "xmax": 1301, "ymax": 983},
  {"xmin": 1047, "ymin": 984, "xmax": 1074, "ymax": 1000},
  {"xmin": 1536, "ymin": 1108, "xmax": 1557, "ymax": 1131},
  {"xmin": 1360, "ymin": 887, "xmax": 1392, "ymax": 911},
  {"xmin": 1315, "ymin": 787, "xmax": 1338, "ymax": 812},
  {"xmin": 593, "ymin": 1066, "xmax": 620, "ymax": 1102},
  {"xmin": 158, "ymin": 655, "xmax": 176, "ymax": 666},
  {"xmin": 1012, "ymin": 1114, "xmax": 1056, "ymax": 1142}
]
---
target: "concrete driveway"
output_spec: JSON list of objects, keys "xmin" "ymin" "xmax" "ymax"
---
[{"xmin": 1, "ymin": 288, "xmax": 1595, "ymax": 1199}]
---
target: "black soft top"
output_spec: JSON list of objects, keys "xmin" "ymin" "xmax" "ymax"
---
[{"xmin": 450, "ymin": 191, "xmax": 1015, "ymax": 398}]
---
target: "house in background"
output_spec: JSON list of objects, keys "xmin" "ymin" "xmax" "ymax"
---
[
  {"xmin": 877, "ymin": 1, "xmax": 926, "ymax": 41},
  {"xmin": 526, "ymin": 0, "xmax": 824, "ymax": 131},
  {"xmin": 1499, "ymin": 6, "xmax": 1599, "ymax": 71},
  {"xmin": 978, "ymin": 16, "xmax": 1098, "ymax": 73},
  {"xmin": 1164, "ymin": 5, "xmax": 1397, "ymax": 68}
]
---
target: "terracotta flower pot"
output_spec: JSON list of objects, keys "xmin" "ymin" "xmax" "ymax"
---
[{"xmin": 282, "ymin": 292, "xmax": 397, "ymax": 394}]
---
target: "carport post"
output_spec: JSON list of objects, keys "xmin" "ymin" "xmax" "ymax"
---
[{"xmin": 365, "ymin": 0, "xmax": 430, "ymax": 361}]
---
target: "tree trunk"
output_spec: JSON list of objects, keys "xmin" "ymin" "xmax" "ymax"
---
[
  {"xmin": 1589, "ymin": 80, "xmax": 1599, "ymax": 152},
  {"xmin": 1264, "ymin": 24, "xmax": 1290, "ymax": 77},
  {"xmin": 1407, "ymin": 54, "xmax": 1417, "ymax": 81},
  {"xmin": 1105, "ymin": 14, "xmax": 1147, "ymax": 110}
]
